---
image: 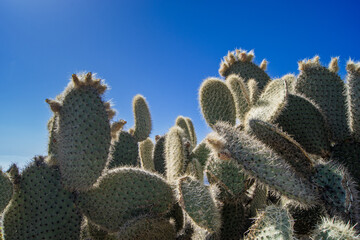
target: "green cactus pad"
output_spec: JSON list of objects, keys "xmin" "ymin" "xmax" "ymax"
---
[
  {"xmin": 185, "ymin": 117, "xmax": 197, "ymax": 146},
  {"xmin": 46, "ymin": 73, "xmax": 111, "ymax": 191},
  {"xmin": 205, "ymin": 156, "xmax": 247, "ymax": 202},
  {"xmin": 311, "ymin": 161, "xmax": 360, "ymax": 224},
  {"xmin": 80, "ymin": 218, "xmax": 117, "ymax": 240},
  {"xmin": 76, "ymin": 167, "xmax": 175, "ymax": 233},
  {"xmin": 132, "ymin": 94, "xmax": 152, "ymax": 142},
  {"xmin": 346, "ymin": 60, "xmax": 360, "ymax": 141},
  {"xmin": 165, "ymin": 126, "xmax": 187, "ymax": 183},
  {"xmin": 288, "ymin": 204, "xmax": 325, "ymax": 236},
  {"xmin": 311, "ymin": 217, "xmax": 360, "ymax": 240},
  {"xmin": 176, "ymin": 116, "xmax": 192, "ymax": 143},
  {"xmin": 282, "ymin": 74, "xmax": 296, "ymax": 94},
  {"xmin": 108, "ymin": 130, "xmax": 139, "ymax": 168},
  {"xmin": 166, "ymin": 202, "xmax": 184, "ymax": 233},
  {"xmin": 190, "ymin": 140, "xmax": 211, "ymax": 167},
  {"xmin": 0, "ymin": 170, "xmax": 13, "ymax": 213},
  {"xmin": 115, "ymin": 215, "xmax": 176, "ymax": 240},
  {"xmin": 295, "ymin": 57, "xmax": 350, "ymax": 142},
  {"xmin": 199, "ymin": 78, "xmax": 236, "ymax": 127},
  {"xmin": 248, "ymin": 119, "xmax": 314, "ymax": 178},
  {"xmin": 153, "ymin": 135, "xmax": 166, "ymax": 175},
  {"xmin": 208, "ymin": 122, "xmax": 318, "ymax": 207},
  {"xmin": 219, "ymin": 49, "xmax": 270, "ymax": 92},
  {"xmin": 246, "ymin": 78, "xmax": 331, "ymax": 155},
  {"xmin": 246, "ymin": 205, "xmax": 294, "ymax": 240},
  {"xmin": 247, "ymin": 78, "xmax": 259, "ymax": 106},
  {"xmin": 220, "ymin": 201, "xmax": 248, "ymax": 240},
  {"xmin": 226, "ymin": 74, "xmax": 251, "ymax": 121},
  {"xmin": 185, "ymin": 158, "xmax": 204, "ymax": 182},
  {"xmin": 3, "ymin": 157, "xmax": 82, "ymax": 240},
  {"xmin": 139, "ymin": 137, "xmax": 155, "ymax": 172},
  {"xmin": 178, "ymin": 176, "xmax": 221, "ymax": 233},
  {"xmin": 249, "ymin": 185, "xmax": 268, "ymax": 218},
  {"xmin": 331, "ymin": 140, "xmax": 360, "ymax": 191}
]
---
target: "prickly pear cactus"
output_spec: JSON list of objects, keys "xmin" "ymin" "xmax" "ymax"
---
[
  {"xmin": 76, "ymin": 167, "xmax": 175, "ymax": 232},
  {"xmin": 2, "ymin": 156, "xmax": 82, "ymax": 240},
  {"xmin": 131, "ymin": 94, "xmax": 152, "ymax": 142},
  {"xmin": 3, "ymin": 48, "xmax": 360, "ymax": 240},
  {"xmin": 199, "ymin": 78, "xmax": 236, "ymax": 127},
  {"xmin": 46, "ymin": 73, "xmax": 112, "ymax": 191},
  {"xmin": 295, "ymin": 56, "xmax": 350, "ymax": 142}
]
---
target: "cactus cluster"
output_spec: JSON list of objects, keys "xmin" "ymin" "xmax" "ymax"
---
[{"xmin": 0, "ymin": 49, "xmax": 359, "ymax": 239}]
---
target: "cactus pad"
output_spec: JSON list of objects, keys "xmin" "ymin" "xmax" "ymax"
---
[
  {"xmin": 178, "ymin": 176, "xmax": 221, "ymax": 233},
  {"xmin": 132, "ymin": 94, "xmax": 152, "ymax": 142},
  {"xmin": 219, "ymin": 49, "xmax": 270, "ymax": 92},
  {"xmin": 46, "ymin": 73, "xmax": 111, "ymax": 191},
  {"xmin": 346, "ymin": 60, "xmax": 360, "ymax": 141},
  {"xmin": 139, "ymin": 137, "xmax": 155, "ymax": 172},
  {"xmin": 108, "ymin": 130, "xmax": 139, "ymax": 168},
  {"xmin": 199, "ymin": 78, "xmax": 236, "ymax": 127},
  {"xmin": 295, "ymin": 57, "xmax": 350, "ymax": 142},
  {"xmin": 208, "ymin": 122, "xmax": 318, "ymax": 207},
  {"xmin": 76, "ymin": 167, "xmax": 175, "ymax": 232},
  {"xmin": 3, "ymin": 156, "xmax": 82, "ymax": 240}
]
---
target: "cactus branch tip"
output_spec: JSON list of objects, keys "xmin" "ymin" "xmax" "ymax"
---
[
  {"xmin": 45, "ymin": 99, "xmax": 62, "ymax": 112},
  {"xmin": 346, "ymin": 59, "xmax": 360, "ymax": 74},
  {"xmin": 329, "ymin": 57, "xmax": 339, "ymax": 73}
]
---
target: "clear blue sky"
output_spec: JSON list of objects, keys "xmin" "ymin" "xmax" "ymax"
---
[{"xmin": 1, "ymin": 0, "xmax": 359, "ymax": 170}]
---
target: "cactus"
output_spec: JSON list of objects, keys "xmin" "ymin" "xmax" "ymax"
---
[
  {"xmin": 139, "ymin": 137, "xmax": 155, "ymax": 172},
  {"xmin": 165, "ymin": 126, "xmax": 187, "ymax": 183},
  {"xmin": 226, "ymin": 74, "xmax": 251, "ymax": 121},
  {"xmin": 247, "ymin": 119, "xmax": 314, "ymax": 178},
  {"xmin": 153, "ymin": 135, "xmax": 167, "ymax": 175},
  {"xmin": 207, "ymin": 122, "xmax": 318, "ymax": 206},
  {"xmin": 76, "ymin": 167, "xmax": 175, "ymax": 233},
  {"xmin": 246, "ymin": 78, "xmax": 331, "ymax": 156},
  {"xmin": 3, "ymin": 156, "xmax": 82, "ymax": 240},
  {"xmin": 331, "ymin": 140, "xmax": 360, "ymax": 191},
  {"xmin": 219, "ymin": 201, "xmax": 248, "ymax": 240},
  {"xmin": 176, "ymin": 116, "xmax": 192, "ymax": 144},
  {"xmin": 0, "ymin": 169, "xmax": 13, "ymax": 213},
  {"xmin": 177, "ymin": 176, "xmax": 221, "ymax": 233},
  {"xmin": 107, "ymin": 130, "xmax": 139, "ymax": 168},
  {"xmin": 185, "ymin": 158, "xmax": 204, "ymax": 182},
  {"xmin": 346, "ymin": 60, "xmax": 360, "ymax": 141},
  {"xmin": 46, "ymin": 73, "xmax": 112, "ymax": 191},
  {"xmin": 80, "ymin": 218, "xmax": 118, "ymax": 240},
  {"xmin": 115, "ymin": 216, "xmax": 176, "ymax": 240},
  {"xmin": 190, "ymin": 140, "xmax": 211, "ymax": 167},
  {"xmin": 311, "ymin": 161, "xmax": 360, "ymax": 224},
  {"xmin": 246, "ymin": 205, "xmax": 294, "ymax": 240},
  {"xmin": 205, "ymin": 156, "xmax": 247, "ymax": 202},
  {"xmin": 295, "ymin": 56, "xmax": 350, "ymax": 142},
  {"xmin": 131, "ymin": 94, "xmax": 152, "ymax": 142},
  {"xmin": 199, "ymin": 78, "xmax": 236, "ymax": 127},
  {"xmin": 3, "ymin": 49, "xmax": 360, "ymax": 239},
  {"xmin": 219, "ymin": 49, "xmax": 270, "ymax": 92},
  {"xmin": 185, "ymin": 117, "xmax": 197, "ymax": 146},
  {"xmin": 311, "ymin": 217, "xmax": 360, "ymax": 240}
]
